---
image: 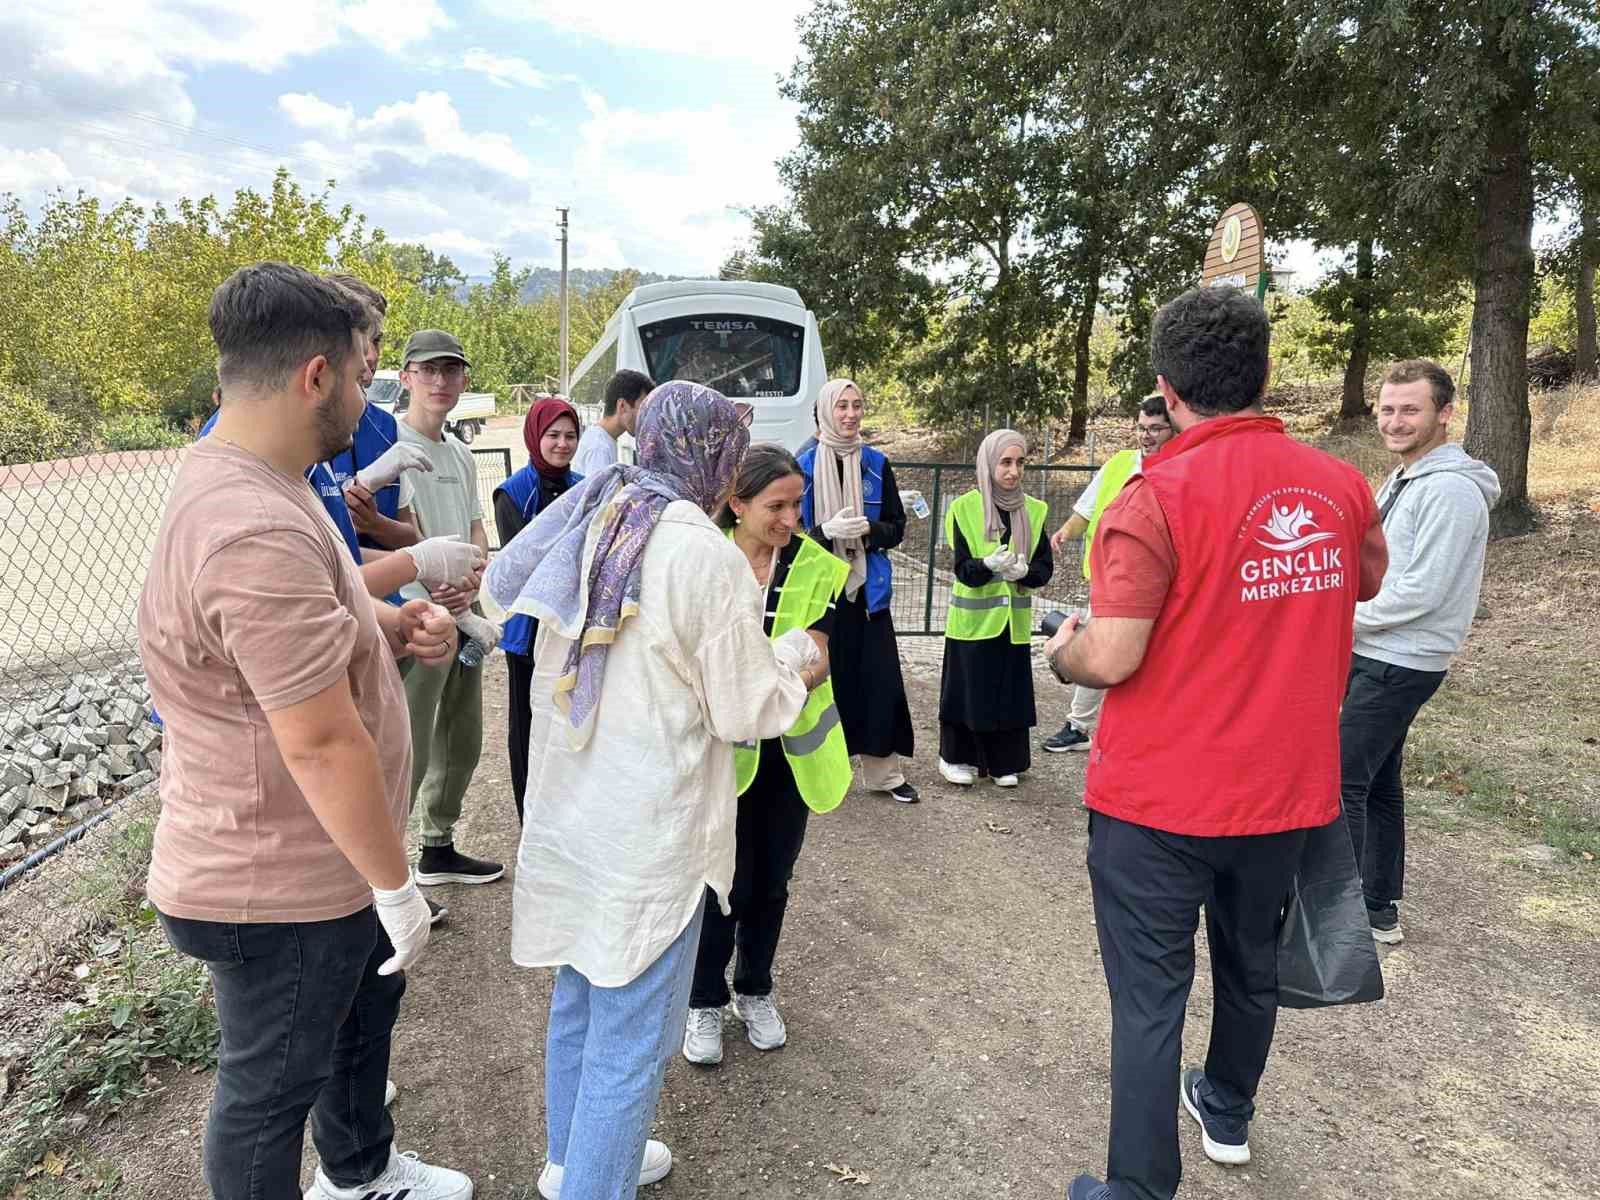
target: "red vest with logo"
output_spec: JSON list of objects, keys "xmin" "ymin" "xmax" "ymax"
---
[{"xmin": 1084, "ymin": 415, "xmax": 1376, "ymax": 837}]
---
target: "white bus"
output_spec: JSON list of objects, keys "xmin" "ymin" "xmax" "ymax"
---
[{"xmin": 569, "ymin": 280, "xmax": 828, "ymax": 452}]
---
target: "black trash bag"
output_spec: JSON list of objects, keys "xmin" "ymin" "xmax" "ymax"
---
[{"xmin": 1277, "ymin": 812, "xmax": 1385, "ymax": 1009}]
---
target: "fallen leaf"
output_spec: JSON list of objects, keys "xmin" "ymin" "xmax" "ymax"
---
[
  {"xmin": 823, "ymin": 1162, "xmax": 872, "ymax": 1186},
  {"xmin": 42, "ymin": 1150, "xmax": 67, "ymax": 1177}
]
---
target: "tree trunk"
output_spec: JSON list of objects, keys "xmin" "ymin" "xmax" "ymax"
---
[
  {"xmin": 1463, "ymin": 0, "xmax": 1537, "ymax": 538},
  {"xmin": 1577, "ymin": 198, "xmax": 1597, "ymax": 381},
  {"xmin": 1069, "ymin": 240, "xmax": 1101, "ymax": 445},
  {"xmin": 1339, "ymin": 236, "xmax": 1376, "ymax": 421}
]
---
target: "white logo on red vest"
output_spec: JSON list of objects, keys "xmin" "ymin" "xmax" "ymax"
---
[{"xmin": 1237, "ymin": 489, "xmax": 1346, "ymax": 603}]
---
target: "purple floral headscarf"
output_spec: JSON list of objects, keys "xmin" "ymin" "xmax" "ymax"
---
[{"xmin": 486, "ymin": 381, "xmax": 750, "ymax": 744}]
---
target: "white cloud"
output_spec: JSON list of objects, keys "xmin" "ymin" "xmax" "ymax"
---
[
  {"xmin": 340, "ymin": 0, "xmax": 452, "ymax": 53},
  {"xmin": 462, "ymin": 47, "xmax": 553, "ymax": 89},
  {"xmin": 0, "ymin": 148, "xmax": 75, "ymax": 194},
  {"xmin": 279, "ymin": 94, "xmax": 359, "ymax": 140},
  {"xmin": 479, "ymin": 0, "xmax": 809, "ymax": 62}
]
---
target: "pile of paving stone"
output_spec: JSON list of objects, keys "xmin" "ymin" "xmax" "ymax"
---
[{"xmin": 0, "ymin": 671, "xmax": 162, "ymax": 869}]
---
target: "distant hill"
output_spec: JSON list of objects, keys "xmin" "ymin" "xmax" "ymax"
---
[{"xmin": 458, "ymin": 267, "xmax": 706, "ymax": 303}]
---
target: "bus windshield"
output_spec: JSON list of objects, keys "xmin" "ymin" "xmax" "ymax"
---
[{"xmin": 638, "ymin": 314, "xmax": 804, "ymax": 399}]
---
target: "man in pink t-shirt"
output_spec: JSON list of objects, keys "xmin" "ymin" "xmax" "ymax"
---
[{"xmin": 138, "ymin": 262, "xmax": 471, "ymax": 1200}]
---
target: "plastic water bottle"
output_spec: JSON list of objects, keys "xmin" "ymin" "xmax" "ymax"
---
[
  {"xmin": 901, "ymin": 489, "xmax": 931, "ymax": 520},
  {"xmin": 457, "ymin": 636, "xmax": 486, "ymax": 668}
]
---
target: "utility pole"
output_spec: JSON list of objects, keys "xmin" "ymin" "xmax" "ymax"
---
[{"xmin": 557, "ymin": 206, "xmax": 570, "ymax": 395}]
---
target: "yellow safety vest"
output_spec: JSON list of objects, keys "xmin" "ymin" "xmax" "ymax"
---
[
  {"xmin": 944, "ymin": 490, "xmax": 1049, "ymax": 644},
  {"xmin": 1081, "ymin": 448, "xmax": 1140, "ymax": 580},
  {"xmin": 732, "ymin": 532, "xmax": 854, "ymax": 813}
]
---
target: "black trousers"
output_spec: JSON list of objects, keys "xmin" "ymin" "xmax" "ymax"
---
[
  {"xmin": 1337, "ymin": 653, "xmax": 1446, "ymax": 915},
  {"xmin": 158, "ymin": 906, "xmax": 404, "ymax": 1197},
  {"xmin": 691, "ymin": 742, "xmax": 811, "ymax": 1008},
  {"xmin": 1086, "ymin": 810, "xmax": 1308, "ymax": 1200},
  {"xmin": 507, "ymin": 649, "xmax": 535, "ymax": 823}
]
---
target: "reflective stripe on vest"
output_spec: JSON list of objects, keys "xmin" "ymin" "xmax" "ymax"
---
[
  {"xmin": 1081, "ymin": 448, "xmax": 1140, "ymax": 580},
  {"xmin": 732, "ymin": 534, "xmax": 855, "ymax": 813},
  {"xmin": 944, "ymin": 489, "xmax": 1048, "ymax": 644}
]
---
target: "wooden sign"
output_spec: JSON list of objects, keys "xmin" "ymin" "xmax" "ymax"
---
[{"xmin": 1201, "ymin": 202, "xmax": 1267, "ymax": 297}]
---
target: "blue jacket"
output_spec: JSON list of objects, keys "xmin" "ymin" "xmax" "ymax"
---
[
  {"xmin": 198, "ymin": 410, "xmax": 362, "ymax": 564},
  {"xmin": 325, "ymin": 403, "xmax": 404, "ymax": 550},
  {"xmin": 798, "ymin": 443, "xmax": 893, "ymax": 613},
  {"xmin": 496, "ymin": 465, "xmax": 583, "ymax": 656}
]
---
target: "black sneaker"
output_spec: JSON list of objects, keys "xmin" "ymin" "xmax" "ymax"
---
[
  {"xmin": 1066, "ymin": 1174, "xmax": 1112, "ymax": 1200},
  {"xmin": 1042, "ymin": 722, "xmax": 1091, "ymax": 753},
  {"xmin": 1181, "ymin": 1067, "xmax": 1250, "ymax": 1165},
  {"xmin": 426, "ymin": 897, "xmax": 449, "ymax": 926},
  {"xmin": 886, "ymin": 781, "xmax": 920, "ymax": 804},
  {"xmin": 416, "ymin": 844, "xmax": 505, "ymax": 886}
]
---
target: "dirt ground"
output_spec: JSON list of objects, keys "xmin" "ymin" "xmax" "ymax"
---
[{"xmin": 76, "ymin": 530, "xmax": 1600, "ymax": 1199}]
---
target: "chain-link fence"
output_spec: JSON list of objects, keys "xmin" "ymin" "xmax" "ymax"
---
[{"xmin": 0, "ymin": 443, "xmax": 1098, "ymax": 1004}]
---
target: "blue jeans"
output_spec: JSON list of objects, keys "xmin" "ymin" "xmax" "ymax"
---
[
  {"xmin": 545, "ymin": 899, "xmax": 705, "ymax": 1200},
  {"xmin": 157, "ymin": 906, "xmax": 402, "ymax": 1199}
]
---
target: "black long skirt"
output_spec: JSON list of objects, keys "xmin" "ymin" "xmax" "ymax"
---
[
  {"xmin": 938, "ymin": 633, "xmax": 1036, "ymax": 775},
  {"xmin": 830, "ymin": 591, "xmax": 915, "ymax": 759}
]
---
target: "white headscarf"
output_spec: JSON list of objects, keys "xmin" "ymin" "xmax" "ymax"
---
[{"xmin": 813, "ymin": 378, "xmax": 867, "ymax": 600}]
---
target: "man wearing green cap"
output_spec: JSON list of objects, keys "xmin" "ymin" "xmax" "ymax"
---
[{"xmin": 397, "ymin": 329, "xmax": 503, "ymax": 886}]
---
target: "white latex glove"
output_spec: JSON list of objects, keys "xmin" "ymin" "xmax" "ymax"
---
[
  {"xmin": 982, "ymin": 548, "xmax": 1018, "ymax": 574},
  {"xmin": 401, "ymin": 535, "xmax": 487, "ymax": 590},
  {"xmin": 351, "ymin": 442, "xmax": 433, "ymax": 493},
  {"xmin": 1000, "ymin": 556, "xmax": 1030, "ymax": 583},
  {"xmin": 773, "ymin": 626, "xmax": 822, "ymax": 672},
  {"xmin": 455, "ymin": 610, "xmax": 502, "ymax": 655},
  {"xmin": 372, "ymin": 874, "xmax": 431, "ymax": 976},
  {"xmin": 821, "ymin": 506, "xmax": 871, "ymax": 541}
]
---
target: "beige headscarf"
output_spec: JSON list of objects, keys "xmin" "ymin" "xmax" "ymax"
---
[
  {"xmin": 976, "ymin": 428, "xmax": 1031, "ymax": 561},
  {"xmin": 814, "ymin": 378, "xmax": 868, "ymax": 599}
]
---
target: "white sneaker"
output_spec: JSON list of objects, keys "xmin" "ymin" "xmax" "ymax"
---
[
  {"xmin": 536, "ymin": 1139, "xmax": 672, "ymax": 1199},
  {"xmin": 732, "ymin": 992, "xmax": 788, "ymax": 1050},
  {"xmin": 682, "ymin": 1006, "xmax": 724, "ymax": 1065},
  {"xmin": 305, "ymin": 1149, "xmax": 472, "ymax": 1200},
  {"xmin": 383, "ymin": 1079, "xmax": 398, "ymax": 1107},
  {"xmin": 994, "ymin": 774, "xmax": 1019, "ymax": 788},
  {"xmin": 938, "ymin": 758, "xmax": 976, "ymax": 786}
]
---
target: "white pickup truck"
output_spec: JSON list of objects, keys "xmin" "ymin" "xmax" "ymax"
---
[{"xmin": 367, "ymin": 370, "xmax": 496, "ymax": 444}]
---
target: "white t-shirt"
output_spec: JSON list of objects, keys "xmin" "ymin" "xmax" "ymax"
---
[
  {"xmin": 395, "ymin": 423, "xmax": 480, "ymax": 601},
  {"xmin": 510, "ymin": 502, "xmax": 808, "ymax": 985},
  {"xmin": 572, "ymin": 424, "xmax": 618, "ymax": 478}
]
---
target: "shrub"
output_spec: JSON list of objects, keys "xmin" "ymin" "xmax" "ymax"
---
[
  {"xmin": 0, "ymin": 382, "xmax": 86, "ymax": 465},
  {"xmin": 99, "ymin": 413, "xmax": 189, "ymax": 453}
]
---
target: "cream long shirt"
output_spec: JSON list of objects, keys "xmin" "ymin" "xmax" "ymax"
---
[{"xmin": 510, "ymin": 501, "xmax": 809, "ymax": 986}]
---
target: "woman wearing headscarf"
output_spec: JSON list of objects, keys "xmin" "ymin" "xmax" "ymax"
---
[
  {"xmin": 938, "ymin": 429, "xmax": 1053, "ymax": 788},
  {"xmin": 492, "ymin": 396, "xmax": 582, "ymax": 822},
  {"xmin": 683, "ymin": 444, "xmax": 851, "ymax": 1068},
  {"xmin": 798, "ymin": 378, "xmax": 919, "ymax": 803},
  {"xmin": 484, "ymin": 383, "xmax": 826, "ymax": 1200}
]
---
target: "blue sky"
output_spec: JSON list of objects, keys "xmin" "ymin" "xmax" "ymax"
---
[{"xmin": 0, "ymin": 1, "xmax": 810, "ymax": 275}]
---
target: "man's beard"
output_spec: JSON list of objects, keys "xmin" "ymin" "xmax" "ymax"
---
[{"xmin": 314, "ymin": 387, "xmax": 356, "ymax": 461}]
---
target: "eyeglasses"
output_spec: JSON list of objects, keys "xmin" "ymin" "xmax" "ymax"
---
[{"xmin": 408, "ymin": 361, "xmax": 465, "ymax": 381}]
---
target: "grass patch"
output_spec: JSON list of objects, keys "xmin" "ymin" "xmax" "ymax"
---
[{"xmin": 0, "ymin": 817, "xmax": 218, "ymax": 1196}]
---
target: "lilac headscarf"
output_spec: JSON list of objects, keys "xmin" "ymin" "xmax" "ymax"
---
[{"xmin": 486, "ymin": 381, "xmax": 750, "ymax": 745}]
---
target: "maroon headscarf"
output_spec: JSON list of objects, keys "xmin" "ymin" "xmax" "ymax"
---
[{"xmin": 524, "ymin": 396, "xmax": 580, "ymax": 479}]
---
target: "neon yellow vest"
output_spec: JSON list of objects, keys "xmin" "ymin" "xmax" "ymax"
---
[
  {"xmin": 1081, "ymin": 448, "xmax": 1140, "ymax": 580},
  {"xmin": 944, "ymin": 490, "xmax": 1049, "ymax": 644},
  {"xmin": 732, "ymin": 533, "xmax": 854, "ymax": 813}
]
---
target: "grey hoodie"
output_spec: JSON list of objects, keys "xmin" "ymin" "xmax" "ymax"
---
[{"xmin": 1354, "ymin": 442, "xmax": 1501, "ymax": 672}]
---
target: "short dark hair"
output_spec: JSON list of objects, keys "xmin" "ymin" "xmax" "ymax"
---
[
  {"xmin": 603, "ymin": 369, "xmax": 655, "ymax": 416},
  {"xmin": 1150, "ymin": 286, "xmax": 1270, "ymax": 416},
  {"xmin": 209, "ymin": 262, "xmax": 364, "ymax": 394},
  {"xmin": 716, "ymin": 442, "xmax": 804, "ymax": 529},
  {"xmin": 1383, "ymin": 359, "xmax": 1455, "ymax": 410},
  {"xmin": 1138, "ymin": 394, "xmax": 1169, "ymax": 421},
  {"xmin": 325, "ymin": 272, "xmax": 388, "ymax": 334}
]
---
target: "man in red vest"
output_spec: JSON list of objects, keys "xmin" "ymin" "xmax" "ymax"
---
[{"xmin": 1045, "ymin": 285, "xmax": 1388, "ymax": 1200}]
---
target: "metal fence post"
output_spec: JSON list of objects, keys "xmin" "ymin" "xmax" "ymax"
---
[{"xmin": 922, "ymin": 464, "xmax": 943, "ymax": 634}]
